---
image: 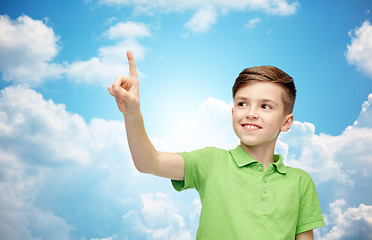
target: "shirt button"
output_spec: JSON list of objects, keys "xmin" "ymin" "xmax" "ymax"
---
[
  {"xmin": 263, "ymin": 178, "xmax": 267, "ymax": 183},
  {"xmin": 258, "ymin": 166, "xmax": 263, "ymax": 172},
  {"xmin": 263, "ymin": 189, "xmax": 267, "ymax": 194}
]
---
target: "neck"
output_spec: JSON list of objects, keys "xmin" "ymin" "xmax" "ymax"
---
[{"xmin": 240, "ymin": 142, "xmax": 276, "ymax": 170}]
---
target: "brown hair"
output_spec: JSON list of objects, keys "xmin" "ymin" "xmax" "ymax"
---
[{"xmin": 232, "ymin": 66, "xmax": 297, "ymax": 114}]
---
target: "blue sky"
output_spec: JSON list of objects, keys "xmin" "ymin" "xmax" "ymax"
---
[{"xmin": 1, "ymin": 0, "xmax": 372, "ymax": 239}]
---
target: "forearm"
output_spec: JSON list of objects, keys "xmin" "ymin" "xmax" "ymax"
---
[
  {"xmin": 124, "ymin": 109, "xmax": 159, "ymax": 174},
  {"xmin": 109, "ymin": 50, "xmax": 184, "ymax": 180}
]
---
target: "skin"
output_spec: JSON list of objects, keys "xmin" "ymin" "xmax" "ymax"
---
[
  {"xmin": 296, "ymin": 230, "xmax": 314, "ymax": 240},
  {"xmin": 108, "ymin": 50, "xmax": 314, "ymax": 239},
  {"xmin": 232, "ymin": 81, "xmax": 294, "ymax": 170}
]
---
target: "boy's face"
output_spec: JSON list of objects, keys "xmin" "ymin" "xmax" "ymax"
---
[{"xmin": 232, "ymin": 82, "xmax": 293, "ymax": 149}]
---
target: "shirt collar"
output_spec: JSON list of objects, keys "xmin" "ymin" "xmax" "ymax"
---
[
  {"xmin": 230, "ymin": 145, "xmax": 287, "ymax": 174},
  {"xmin": 230, "ymin": 145, "xmax": 257, "ymax": 167},
  {"xmin": 272, "ymin": 154, "xmax": 286, "ymax": 174}
]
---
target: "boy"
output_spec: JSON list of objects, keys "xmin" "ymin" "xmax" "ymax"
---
[{"xmin": 108, "ymin": 51, "xmax": 324, "ymax": 240}]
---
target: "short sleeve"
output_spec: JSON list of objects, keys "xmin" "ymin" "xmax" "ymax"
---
[
  {"xmin": 296, "ymin": 175, "xmax": 325, "ymax": 234},
  {"xmin": 171, "ymin": 147, "xmax": 218, "ymax": 192}
]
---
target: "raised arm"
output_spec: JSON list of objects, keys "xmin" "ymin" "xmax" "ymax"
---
[{"xmin": 108, "ymin": 50, "xmax": 185, "ymax": 180}]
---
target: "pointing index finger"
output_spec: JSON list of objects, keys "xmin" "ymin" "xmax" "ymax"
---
[{"xmin": 126, "ymin": 50, "xmax": 137, "ymax": 78}]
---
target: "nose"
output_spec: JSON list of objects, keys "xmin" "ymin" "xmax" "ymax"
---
[{"xmin": 246, "ymin": 107, "xmax": 258, "ymax": 119}]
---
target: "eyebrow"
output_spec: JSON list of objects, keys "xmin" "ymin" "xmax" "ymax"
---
[
  {"xmin": 234, "ymin": 96, "xmax": 251, "ymax": 102},
  {"xmin": 261, "ymin": 98, "xmax": 276, "ymax": 104},
  {"xmin": 234, "ymin": 96, "xmax": 279, "ymax": 106}
]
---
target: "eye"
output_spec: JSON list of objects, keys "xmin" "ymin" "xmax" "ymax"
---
[
  {"xmin": 261, "ymin": 104, "xmax": 272, "ymax": 110},
  {"xmin": 238, "ymin": 102, "xmax": 247, "ymax": 107}
]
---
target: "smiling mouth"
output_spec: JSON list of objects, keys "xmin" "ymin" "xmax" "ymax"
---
[{"xmin": 241, "ymin": 124, "xmax": 262, "ymax": 129}]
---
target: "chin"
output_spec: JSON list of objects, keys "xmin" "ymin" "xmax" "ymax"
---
[{"xmin": 240, "ymin": 141, "xmax": 258, "ymax": 147}]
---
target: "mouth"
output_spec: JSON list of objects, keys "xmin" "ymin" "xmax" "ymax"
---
[{"xmin": 241, "ymin": 124, "xmax": 262, "ymax": 130}]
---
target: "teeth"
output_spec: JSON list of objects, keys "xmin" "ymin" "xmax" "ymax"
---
[{"xmin": 244, "ymin": 124, "xmax": 259, "ymax": 129}]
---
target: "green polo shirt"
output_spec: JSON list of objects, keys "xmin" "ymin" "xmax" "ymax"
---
[{"xmin": 172, "ymin": 146, "xmax": 324, "ymax": 240}]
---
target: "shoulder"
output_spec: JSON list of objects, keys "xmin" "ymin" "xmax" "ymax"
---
[
  {"xmin": 285, "ymin": 166, "xmax": 318, "ymax": 196},
  {"xmin": 180, "ymin": 147, "xmax": 228, "ymax": 159},
  {"xmin": 284, "ymin": 166, "xmax": 315, "ymax": 186},
  {"xmin": 285, "ymin": 166, "xmax": 312, "ymax": 178},
  {"xmin": 196, "ymin": 146, "xmax": 228, "ymax": 153},
  {"xmin": 180, "ymin": 147, "xmax": 230, "ymax": 174},
  {"xmin": 176, "ymin": 147, "xmax": 229, "ymax": 191}
]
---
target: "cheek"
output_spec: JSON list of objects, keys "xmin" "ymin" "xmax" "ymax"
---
[{"xmin": 232, "ymin": 111, "xmax": 241, "ymax": 123}]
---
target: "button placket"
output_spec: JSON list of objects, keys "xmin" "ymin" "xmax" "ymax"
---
[
  {"xmin": 256, "ymin": 164, "xmax": 267, "ymax": 203},
  {"xmin": 262, "ymin": 168, "xmax": 270, "ymax": 204},
  {"xmin": 262, "ymin": 186, "xmax": 268, "ymax": 199}
]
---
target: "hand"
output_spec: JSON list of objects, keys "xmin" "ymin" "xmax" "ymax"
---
[{"xmin": 108, "ymin": 50, "xmax": 140, "ymax": 115}]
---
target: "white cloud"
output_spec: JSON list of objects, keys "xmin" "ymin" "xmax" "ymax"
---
[
  {"xmin": 0, "ymin": 15, "xmax": 64, "ymax": 86},
  {"xmin": 353, "ymin": 93, "xmax": 372, "ymax": 128},
  {"xmin": 278, "ymin": 120, "xmax": 372, "ymax": 186},
  {"xmin": 346, "ymin": 21, "xmax": 372, "ymax": 79},
  {"xmin": 0, "ymin": 85, "xmax": 93, "ymax": 165},
  {"xmin": 0, "ymin": 145, "xmax": 74, "ymax": 240},
  {"xmin": 0, "ymin": 15, "xmax": 150, "ymax": 87},
  {"xmin": 122, "ymin": 192, "xmax": 195, "ymax": 240},
  {"xmin": 278, "ymin": 121, "xmax": 352, "ymax": 184},
  {"xmin": 97, "ymin": 0, "xmax": 299, "ymax": 33},
  {"xmin": 0, "ymin": 84, "xmax": 137, "ymax": 239},
  {"xmin": 105, "ymin": 21, "xmax": 151, "ymax": 40},
  {"xmin": 266, "ymin": 0, "xmax": 299, "ymax": 15},
  {"xmin": 315, "ymin": 199, "xmax": 372, "ymax": 240},
  {"xmin": 66, "ymin": 22, "xmax": 150, "ymax": 87},
  {"xmin": 273, "ymin": 92, "xmax": 372, "ymax": 187},
  {"xmin": 184, "ymin": 8, "xmax": 218, "ymax": 33},
  {"xmin": 246, "ymin": 17, "xmax": 261, "ymax": 29}
]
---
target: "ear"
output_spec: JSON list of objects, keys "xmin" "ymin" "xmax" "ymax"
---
[{"xmin": 281, "ymin": 113, "xmax": 294, "ymax": 132}]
